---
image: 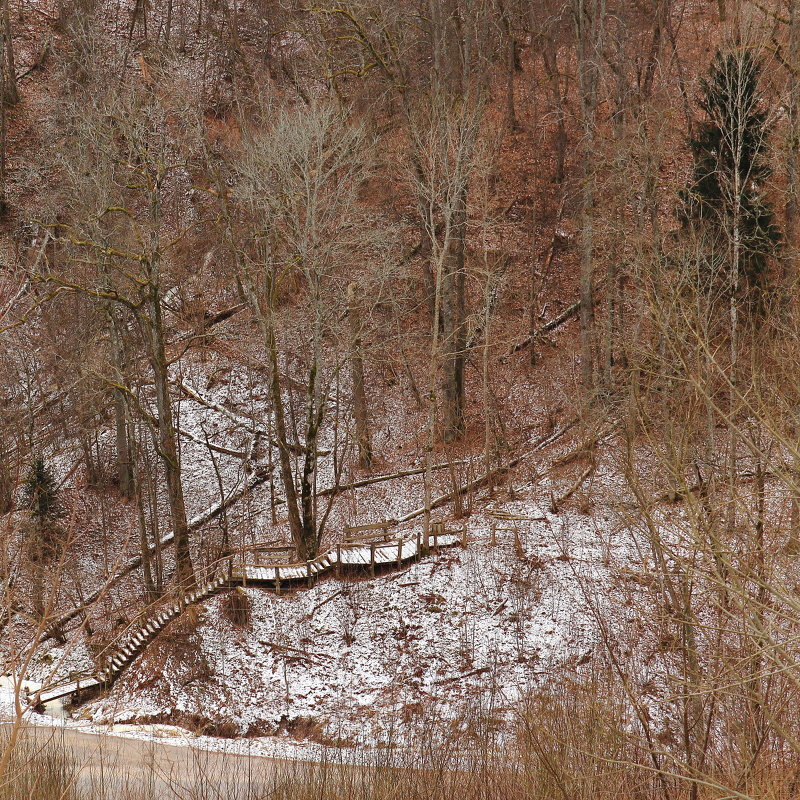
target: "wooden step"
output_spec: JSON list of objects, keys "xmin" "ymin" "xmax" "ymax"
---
[{"xmin": 38, "ymin": 528, "xmax": 461, "ymax": 710}]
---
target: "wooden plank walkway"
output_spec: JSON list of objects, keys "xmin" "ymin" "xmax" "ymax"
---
[
  {"xmin": 27, "ymin": 532, "xmax": 463, "ymax": 710},
  {"xmin": 24, "ymin": 421, "xmax": 579, "ymax": 713}
]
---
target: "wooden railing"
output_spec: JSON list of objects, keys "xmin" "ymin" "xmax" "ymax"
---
[{"xmin": 30, "ymin": 527, "xmax": 466, "ymax": 709}]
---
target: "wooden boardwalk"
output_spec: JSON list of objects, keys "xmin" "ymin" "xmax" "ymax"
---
[{"xmin": 28, "ymin": 532, "xmax": 462, "ymax": 710}]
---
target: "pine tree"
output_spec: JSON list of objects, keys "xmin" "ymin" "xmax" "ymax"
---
[
  {"xmin": 23, "ymin": 457, "xmax": 62, "ymax": 525},
  {"xmin": 680, "ymin": 50, "xmax": 781, "ymax": 294}
]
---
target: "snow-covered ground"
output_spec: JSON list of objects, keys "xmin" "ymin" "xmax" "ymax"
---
[
  {"xmin": 2, "ymin": 341, "xmax": 631, "ymax": 756},
  {"xmin": 66, "ymin": 495, "xmax": 624, "ymax": 748}
]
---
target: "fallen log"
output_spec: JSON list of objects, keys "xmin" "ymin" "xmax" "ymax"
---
[
  {"xmin": 396, "ymin": 420, "xmax": 576, "ymax": 524},
  {"xmin": 39, "ymin": 470, "xmax": 271, "ymax": 642},
  {"xmin": 511, "ymin": 301, "xmax": 580, "ymax": 354},
  {"xmin": 550, "ymin": 462, "xmax": 596, "ymax": 512},
  {"xmin": 178, "ymin": 426, "xmax": 250, "ymax": 459},
  {"xmin": 316, "ymin": 460, "xmax": 471, "ymax": 498}
]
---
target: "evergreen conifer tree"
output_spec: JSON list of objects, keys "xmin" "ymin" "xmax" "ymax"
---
[
  {"xmin": 680, "ymin": 50, "xmax": 781, "ymax": 294},
  {"xmin": 23, "ymin": 457, "xmax": 62, "ymax": 525}
]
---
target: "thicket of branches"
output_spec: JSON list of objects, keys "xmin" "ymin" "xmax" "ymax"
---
[{"xmin": 5, "ymin": 0, "xmax": 800, "ymax": 796}]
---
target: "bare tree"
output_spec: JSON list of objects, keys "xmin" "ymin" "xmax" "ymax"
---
[
  {"xmin": 221, "ymin": 102, "xmax": 393, "ymax": 558},
  {"xmin": 574, "ymin": 0, "xmax": 603, "ymax": 396},
  {"xmin": 42, "ymin": 57, "xmax": 201, "ymax": 592}
]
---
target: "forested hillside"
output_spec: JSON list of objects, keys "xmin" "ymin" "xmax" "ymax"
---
[{"xmin": 4, "ymin": 1, "xmax": 800, "ymax": 798}]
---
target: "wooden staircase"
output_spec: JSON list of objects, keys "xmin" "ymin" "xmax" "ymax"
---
[
  {"xmin": 28, "ymin": 532, "xmax": 463, "ymax": 711},
  {"xmin": 30, "ymin": 573, "xmax": 231, "ymax": 709},
  {"xmin": 95, "ymin": 574, "xmax": 231, "ymax": 684}
]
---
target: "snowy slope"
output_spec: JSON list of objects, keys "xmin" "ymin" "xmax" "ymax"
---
[{"xmin": 80, "ymin": 499, "xmax": 623, "ymax": 746}]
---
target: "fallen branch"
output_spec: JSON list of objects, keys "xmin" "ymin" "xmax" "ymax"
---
[
  {"xmin": 316, "ymin": 460, "xmax": 471, "ymax": 497},
  {"xmin": 40, "ymin": 469, "xmax": 271, "ymax": 642},
  {"xmin": 491, "ymin": 599, "xmax": 508, "ymax": 616},
  {"xmin": 511, "ymin": 301, "xmax": 580, "ymax": 354},
  {"xmin": 433, "ymin": 666, "xmax": 492, "ymax": 686},
  {"xmin": 176, "ymin": 381, "xmax": 328, "ymax": 457},
  {"xmin": 176, "ymin": 380, "xmax": 263, "ymax": 434},
  {"xmin": 396, "ymin": 420, "xmax": 577, "ymax": 524},
  {"xmin": 551, "ymin": 462, "xmax": 596, "ymax": 512},
  {"xmin": 303, "ymin": 589, "xmax": 345, "ymax": 619},
  {"xmin": 178, "ymin": 426, "xmax": 250, "ymax": 459},
  {"xmin": 205, "ymin": 302, "xmax": 247, "ymax": 328}
]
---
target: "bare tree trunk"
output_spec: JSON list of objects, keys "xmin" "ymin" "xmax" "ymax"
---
[
  {"xmin": 423, "ymin": 213, "xmax": 447, "ymax": 550},
  {"xmin": 603, "ymin": 33, "xmax": 629, "ymax": 392},
  {"xmin": 725, "ymin": 190, "xmax": 740, "ymax": 570},
  {"xmin": 499, "ymin": 0, "xmax": 518, "ymax": 131},
  {"xmin": 787, "ymin": 0, "xmax": 800, "ymax": 244},
  {"xmin": 0, "ymin": 457, "xmax": 11, "ymax": 514},
  {"xmin": 299, "ymin": 364, "xmax": 321, "ymax": 560},
  {"xmin": 441, "ymin": 183, "xmax": 467, "ymax": 441},
  {"xmin": 108, "ymin": 309, "xmax": 133, "ymax": 498},
  {"xmin": 239, "ymin": 272, "xmax": 307, "ymax": 556},
  {"xmin": 268, "ymin": 313, "xmax": 305, "ymax": 553},
  {"xmin": 348, "ymin": 282, "xmax": 373, "ymax": 471},
  {"xmin": 1, "ymin": 0, "xmax": 17, "ymax": 106},
  {"xmin": 725, "ymin": 53, "xmax": 746, "ymax": 567},
  {"xmin": 603, "ymin": 258, "xmax": 616, "ymax": 392},
  {"xmin": 483, "ymin": 281, "xmax": 494, "ymax": 486},
  {"xmin": 145, "ymin": 288, "xmax": 195, "ymax": 592},
  {"xmin": 145, "ymin": 439, "xmax": 163, "ymax": 592},
  {"xmin": 745, "ymin": 457, "xmax": 767, "ymax": 775},
  {"xmin": 132, "ymin": 426, "xmax": 157, "ymax": 600},
  {"xmin": 113, "ymin": 392, "xmax": 131, "ymax": 496},
  {"xmin": 0, "ymin": 3, "xmax": 7, "ymax": 214},
  {"xmin": 542, "ymin": 43, "xmax": 567, "ymax": 185},
  {"xmin": 575, "ymin": 0, "xmax": 601, "ymax": 397},
  {"xmin": 640, "ymin": 0, "xmax": 670, "ymax": 105},
  {"xmin": 165, "ymin": 0, "xmax": 173, "ymax": 45}
]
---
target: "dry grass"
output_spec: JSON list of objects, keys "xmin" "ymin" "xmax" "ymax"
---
[{"xmin": 5, "ymin": 680, "xmax": 800, "ymax": 800}]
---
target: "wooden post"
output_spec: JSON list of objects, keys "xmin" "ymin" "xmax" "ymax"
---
[
  {"xmin": 307, "ymin": 561, "xmax": 313, "ymax": 588},
  {"xmin": 370, "ymin": 542, "xmax": 376, "ymax": 576},
  {"xmin": 490, "ymin": 521, "xmax": 497, "ymax": 547},
  {"xmin": 462, "ymin": 524, "xmax": 468, "ymax": 548},
  {"xmin": 431, "ymin": 521, "xmax": 444, "ymax": 550},
  {"xmin": 337, "ymin": 544, "xmax": 341, "ymax": 577},
  {"xmin": 397, "ymin": 538, "xmax": 402, "ymax": 568},
  {"xmin": 275, "ymin": 565, "xmax": 281, "ymax": 596}
]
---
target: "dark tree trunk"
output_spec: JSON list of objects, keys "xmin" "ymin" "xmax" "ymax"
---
[
  {"xmin": 441, "ymin": 184, "xmax": 468, "ymax": 441},
  {"xmin": 348, "ymin": 282, "xmax": 373, "ymax": 470},
  {"xmin": 542, "ymin": 44, "xmax": 567, "ymax": 185},
  {"xmin": 299, "ymin": 361, "xmax": 321, "ymax": 560},
  {"xmin": 262, "ymin": 297, "xmax": 306, "ymax": 556},
  {"xmin": 108, "ymin": 310, "xmax": 133, "ymax": 498},
  {"xmin": 2, "ymin": 0, "xmax": 17, "ymax": 105},
  {"xmin": 499, "ymin": 1, "xmax": 519, "ymax": 131},
  {"xmin": 787, "ymin": 0, "xmax": 800, "ymax": 243},
  {"xmin": 575, "ymin": 0, "xmax": 600, "ymax": 396},
  {"xmin": 132, "ymin": 428, "xmax": 157, "ymax": 601},
  {"xmin": 145, "ymin": 288, "xmax": 195, "ymax": 592}
]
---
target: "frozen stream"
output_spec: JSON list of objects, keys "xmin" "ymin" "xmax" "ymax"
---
[
  {"xmin": 0, "ymin": 674, "xmax": 338, "ymax": 763},
  {"xmin": 0, "ymin": 674, "xmax": 68, "ymax": 720}
]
